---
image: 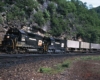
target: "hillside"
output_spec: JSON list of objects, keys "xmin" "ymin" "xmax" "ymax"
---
[
  {"xmin": 0, "ymin": 0, "xmax": 100, "ymax": 43},
  {"xmin": 93, "ymin": 6, "xmax": 100, "ymax": 18}
]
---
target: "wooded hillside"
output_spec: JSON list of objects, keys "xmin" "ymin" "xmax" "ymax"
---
[{"xmin": 0, "ymin": 0, "xmax": 100, "ymax": 43}]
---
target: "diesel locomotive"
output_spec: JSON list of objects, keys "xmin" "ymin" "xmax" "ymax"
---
[
  {"xmin": 0, "ymin": 27, "xmax": 100, "ymax": 54},
  {"xmin": 1, "ymin": 28, "xmax": 44, "ymax": 53}
]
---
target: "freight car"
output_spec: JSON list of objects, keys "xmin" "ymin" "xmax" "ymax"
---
[{"xmin": 90, "ymin": 43, "xmax": 100, "ymax": 52}]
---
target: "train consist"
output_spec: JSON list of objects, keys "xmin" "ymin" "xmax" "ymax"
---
[{"xmin": 0, "ymin": 27, "xmax": 100, "ymax": 54}]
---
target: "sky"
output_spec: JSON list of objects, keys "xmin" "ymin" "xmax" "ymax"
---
[{"xmin": 80, "ymin": 0, "xmax": 100, "ymax": 8}]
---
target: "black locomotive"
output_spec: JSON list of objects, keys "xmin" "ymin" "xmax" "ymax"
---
[
  {"xmin": 1, "ymin": 27, "xmax": 65, "ymax": 54},
  {"xmin": 43, "ymin": 37, "xmax": 65, "ymax": 53},
  {"xmin": 2, "ymin": 28, "xmax": 41, "ymax": 53}
]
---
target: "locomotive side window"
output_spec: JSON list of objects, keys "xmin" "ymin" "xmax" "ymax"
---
[{"xmin": 38, "ymin": 40, "xmax": 42, "ymax": 46}]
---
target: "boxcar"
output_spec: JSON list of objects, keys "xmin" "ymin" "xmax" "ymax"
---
[
  {"xmin": 90, "ymin": 43, "xmax": 100, "ymax": 52},
  {"xmin": 67, "ymin": 40, "xmax": 79, "ymax": 52},
  {"xmin": 80, "ymin": 42, "xmax": 90, "ymax": 52}
]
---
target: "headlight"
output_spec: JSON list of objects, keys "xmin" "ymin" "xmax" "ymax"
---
[
  {"xmin": 7, "ymin": 36, "xmax": 10, "ymax": 38},
  {"xmin": 51, "ymin": 43, "xmax": 53, "ymax": 45}
]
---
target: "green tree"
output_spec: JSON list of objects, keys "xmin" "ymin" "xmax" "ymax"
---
[
  {"xmin": 34, "ymin": 11, "xmax": 45, "ymax": 26},
  {"xmin": 37, "ymin": 0, "xmax": 44, "ymax": 4},
  {"xmin": 43, "ymin": 10, "xmax": 50, "ymax": 20},
  {"xmin": 0, "ymin": 1, "xmax": 5, "ymax": 12},
  {"xmin": 47, "ymin": 2, "xmax": 57, "ymax": 14}
]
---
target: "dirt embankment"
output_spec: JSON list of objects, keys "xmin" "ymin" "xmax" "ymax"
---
[
  {"xmin": 68, "ymin": 60, "xmax": 100, "ymax": 80},
  {"xmin": 0, "ymin": 56, "xmax": 100, "ymax": 80}
]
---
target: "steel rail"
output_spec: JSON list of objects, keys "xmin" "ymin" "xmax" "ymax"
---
[{"xmin": 0, "ymin": 52, "xmax": 100, "ymax": 58}]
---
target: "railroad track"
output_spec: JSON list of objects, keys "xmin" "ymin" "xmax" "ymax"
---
[{"xmin": 0, "ymin": 52, "xmax": 100, "ymax": 58}]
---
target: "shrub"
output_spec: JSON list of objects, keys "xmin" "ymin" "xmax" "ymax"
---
[
  {"xmin": 62, "ymin": 60, "xmax": 71, "ymax": 68},
  {"xmin": 39, "ymin": 67, "xmax": 52, "ymax": 73}
]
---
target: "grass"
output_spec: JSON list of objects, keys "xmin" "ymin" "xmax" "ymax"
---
[
  {"xmin": 39, "ymin": 60, "xmax": 72, "ymax": 74},
  {"xmin": 78, "ymin": 56, "xmax": 100, "ymax": 61},
  {"xmin": 39, "ymin": 67, "xmax": 52, "ymax": 73},
  {"xmin": 38, "ymin": 56, "xmax": 100, "ymax": 74}
]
